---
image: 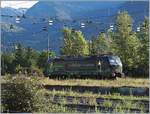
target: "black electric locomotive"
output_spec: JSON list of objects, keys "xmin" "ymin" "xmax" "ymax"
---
[{"xmin": 45, "ymin": 54, "xmax": 124, "ymax": 79}]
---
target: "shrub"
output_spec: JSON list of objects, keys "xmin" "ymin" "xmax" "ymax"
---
[
  {"xmin": 1, "ymin": 75, "xmax": 74, "ymax": 113},
  {"xmin": 1, "ymin": 75, "xmax": 42, "ymax": 112},
  {"xmin": 31, "ymin": 67, "xmax": 44, "ymax": 77}
]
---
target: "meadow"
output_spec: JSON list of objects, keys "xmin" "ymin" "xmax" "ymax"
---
[
  {"xmin": 1, "ymin": 75, "xmax": 149, "ymax": 113},
  {"xmin": 41, "ymin": 77, "xmax": 149, "ymax": 87}
]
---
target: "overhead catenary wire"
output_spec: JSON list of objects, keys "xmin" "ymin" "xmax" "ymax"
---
[
  {"xmin": 1, "ymin": 9, "xmax": 148, "ymax": 40},
  {"xmin": 1, "ymin": 8, "xmax": 148, "ymax": 25}
]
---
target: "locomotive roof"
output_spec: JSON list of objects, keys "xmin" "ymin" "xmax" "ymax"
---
[{"xmin": 53, "ymin": 54, "xmax": 115, "ymax": 61}]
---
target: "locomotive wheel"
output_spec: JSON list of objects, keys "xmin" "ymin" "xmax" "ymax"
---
[
  {"xmin": 121, "ymin": 73, "xmax": 125, "ymax": 78},
  {"xmin": 109, "ymin": 76, "xmax": 117, "ymax": 80},
  {"xmin": 114, "ymin": 76, "xmax": 118, "ymax": 80},
  {"xmin": 101, "ymin": 76, "xmax": 106, "ymax": 80},
  {"xmin": 115, "ymin": 73, "xmax": 125, "ymax": 78}
]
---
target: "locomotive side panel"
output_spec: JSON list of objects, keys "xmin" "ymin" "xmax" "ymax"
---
[
  {"xmin": 46, "ymin": 55, "xmax": 124, "ymax": 79},
  {"xmin": 64, "ymin": 58, "xmax": 99, "ymax": 76}
]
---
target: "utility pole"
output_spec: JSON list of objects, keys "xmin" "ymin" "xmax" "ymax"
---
[
  {"xmin": 47, "ymin": 33, "xmax": 50, "ymax": 60},
  {"xmin": 89, "ymin": 40, "xmax": 92, "ymax": 56},
  {"xmin": 47, "ymin": 19, "xmax": 53, "ymax": 61}
]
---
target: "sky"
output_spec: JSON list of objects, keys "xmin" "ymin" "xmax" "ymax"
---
[{"xmin": 1, "ymin": 1, "xmax": 39, "ymax": 9}]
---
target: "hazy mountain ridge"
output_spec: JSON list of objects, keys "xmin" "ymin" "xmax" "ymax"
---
[
  {"xmin": 1, "ymin": 7, "xmax": 28, "ymax": 23},
  {"xmin": 1, "ymin": 1, "xmax": 149, "ymax": 54}
]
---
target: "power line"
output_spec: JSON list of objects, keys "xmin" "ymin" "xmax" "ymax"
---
[
  {"xmin": 1, "ymin": 9, "xmax": 148, "ymax": 25},
  {"xmin": 1, "ymin": 9, "xmax": 148, "ymax": 38}
]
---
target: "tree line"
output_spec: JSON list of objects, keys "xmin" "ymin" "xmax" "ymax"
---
[
  {"xmin": 1, "ymin": 44, "xmax": 55, "ymax": 75},
  {"xmin": 1, "ymin": 11, "xmax": 149, "ymax": 77},
  {"xmin": 60, "ymin": 11, "xmax": 149, "ymax": 77}
]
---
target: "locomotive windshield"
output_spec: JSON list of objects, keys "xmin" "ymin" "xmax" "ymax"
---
[{"xmin": 108, "ymin": 56, "xmax": 122, "ymax": 66}]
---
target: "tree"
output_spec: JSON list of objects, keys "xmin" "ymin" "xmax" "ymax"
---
[
  {"xmin": 37, "ymin": 51, "xmax": 55, "ymax": 69},
  {"xmin": 12, "ymin": 44, "xmax": 26, "ymax": 72},
  {"xmin": 72, "ymin": 29, "xmax": 89, "ymax": 56},
  {"xmin": 13, "ymin": 44, "xmax": 25, "ymax": 65},
  {"xmin": 60, "ymin": 27, "xmax": 73, "ymax": 56},
  {"xmin": 114, "ymin": 11, "xmax": 140, "ymax": 70},
  {"xmin": 91, "ymin": 32, "xmax": 111, "ymax": 55},
  {"xmin": 61, "ymin": 27, "xmax": 89, "ymax": 56},
  {"xmin": 1, "ymin": 53, "xmax": 15, "ymax": 75},
  {"xmin": 24, "ymin": 47, "xmax": 33, "ymax": 68},
  {"xmin": 37, "ymin": 51, "xmax": 48, "ymax": 69},
  {"xmin": 137, "ymin": 18, "xmax": 149, "ymax": 76},
  {"xmin": 13, "ymin": 44, "xmax": 39, "ymax": 73}
]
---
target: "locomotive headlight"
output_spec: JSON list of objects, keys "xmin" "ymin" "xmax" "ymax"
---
[{"xmin": 98, "ymin": 61, "xmax": 101, "ymax": 65}]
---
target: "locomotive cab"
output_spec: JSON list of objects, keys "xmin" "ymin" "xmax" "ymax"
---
[
  {"xmin": 108, "ymin": 56, "xmax": 124, "ymax": 78},
  {"xmin": 97, "ymin": 55, "xmax": 124, "ymax": 78}
]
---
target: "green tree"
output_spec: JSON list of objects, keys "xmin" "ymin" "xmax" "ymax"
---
[
  {"xmin": 137, "ymin": 18, "xmax": 149, "ymax": 75},
  {"xmin": 1, "ymin": 53, "xmax": 15, "ymax": 75},
  {"xmin": 23, "ymin": 47, "xmax": 40, "ymax": 74},
  {"xmin": 13, "ymin": 44, "xmax": 25, "ymax": 67},
  {"xmin": 24, "ymin": 47, "xmax": 33, "ymax": 68},
  {"xmin": 60, "ymin": 27, "xmax": 73, "ymax": 55},
  {"xmin": 72, "ymin": 29, "xmax": 89, "ymax": 56},
  {"xmin": 13, "ymin": 44, "xmax": 39, "ymax": 74},
  {"xmin": 61, "ymin": 27, "xmax": 89, "ymax": 56},
  {"xmin": 37, "ymin": 51, "xmax": 48, "ymax": 69},
  {"xmin": 37, "ymin": 51, "xmax": 55, "ymax": 69},
  {"xmin": 91, "ymin": 32, "xmax": 111, "ymax": 55},
  {"xmin": 12, "ymin": 44, "xmax": 27, "ymax": 73},
  {"xmin": 114, "ymin": 11, "xmax": 140, "ymax": 70},
  {"xmin": 23, "ymin": 47, "xmax": 40, "ymax": 68}
]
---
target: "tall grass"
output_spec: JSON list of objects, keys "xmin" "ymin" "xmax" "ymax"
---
[
  {"xmin": 41, "ymin": 77, "xmax": 149, "ymax": 87},
  {"xmin": 45, "ymin": 90, "xmax": 149, "ymax": 101}
]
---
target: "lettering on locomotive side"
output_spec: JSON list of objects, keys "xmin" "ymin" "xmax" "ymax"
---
[{"xmin": 68, "ymin": 63, "xmax": 95, "ymax": 67}]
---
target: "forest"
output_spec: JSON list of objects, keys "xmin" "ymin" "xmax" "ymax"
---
[{"xmin": 2, "ymin": 11, "xmax": 149, "ymax": 77}]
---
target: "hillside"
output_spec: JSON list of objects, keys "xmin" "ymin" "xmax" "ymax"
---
[{"xmin": 1, "ymin": 1, "xmax": 149, "ymax": 54}]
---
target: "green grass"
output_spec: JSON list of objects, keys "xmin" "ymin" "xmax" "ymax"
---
[
  {"xmin": 2, "ymin": 75, "xmax": 148, "ymax": 113},
  {"xmin": 44, "ymin": 90, "xmax": 148, "ymax": 112},
  {"xmin": 45, "ymin": 89, "xmax": 149, "ymax": 101},
  {"xmin": 41, "ymin": 77, "xmax": 149, "ymax": 87},
  {"xmin": 2, "ymin": 75, "xmax": 149, "ymax": 87}
]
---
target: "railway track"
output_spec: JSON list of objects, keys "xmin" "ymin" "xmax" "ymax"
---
[
  {"xmin": 46, "ymin": 94, "xmax": 149, "ymax": 113},
  {"xmin": 63, "ymin": 104, "xmax": 146, "ymax": 113},
  {"xmin": 44, "ymin": 85, "xmax": 149, "ymax": 96}
]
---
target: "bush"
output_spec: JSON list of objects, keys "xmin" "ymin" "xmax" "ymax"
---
[
  {"xmin": 1, "ymin": 75, "xmax": 42, "ymax": 112},
  {"xmin": 30, "ymin": 67, "xmax": 44, "ymax": 77},
  {"xmin": 1, "ymin": 75, "xmax": 73, "ymax": 113}
]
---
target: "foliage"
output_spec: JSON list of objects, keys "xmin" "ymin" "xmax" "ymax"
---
[
  {"xmin": 113, "ymin": 11, "xmax": 140, "ymax": 70},
  {"xmin": 91, "ymin": 32, "xmax": 112, "ymax": 55},
  {"xmin": 1, "ymin": 53, "xmax": 15, "ymax": 74},
  {"xmin": 61, "ymin": 27, "xmax": 89, "ymax": 56},
  {"xmin": 1, "ymin": 43, "xmax": 55, "ymax": 76},
  {"xmin": 1, "ymin": 75, "xmax": 69, "ymax": 113},
  {"xmin": 13, "ymin": 44, "xmax": 26, "ymax": 68},
  {"xmin": 36, "ymin": 51, "xmax": 55, "ymax": 76},
  {"xmin": 37, "ymin": 51, "xmax": 55, "ymax": 69},
  {"xmin": 36, "ymin": 51, "xmax": 48, "ymax": 69},
  {"xmin": 136, "ymin": 17, "xmax": 149, "ymax": 76},
  {"xmin": 2, "ymin": 75, "xmax": 42, "ymax": 112},
  {"xmin": 1, "ymin": 12, "xmax": 149, "ymax": 77},
  {"xmin": 24, "ymin": 47, "xmax": 34, "ymax": 68}
]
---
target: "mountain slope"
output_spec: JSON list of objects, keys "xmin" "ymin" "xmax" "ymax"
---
[
  {"xmin": 1, "ymin": 7, "xmax": 28, "ymax": 23},
  {"xmin": 1, "ymin": 1, "xmax": 149, "ymax": 54},
  {"xmin": 26, "ymin": 1, "xmax": 124, "ymax": 20}
]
